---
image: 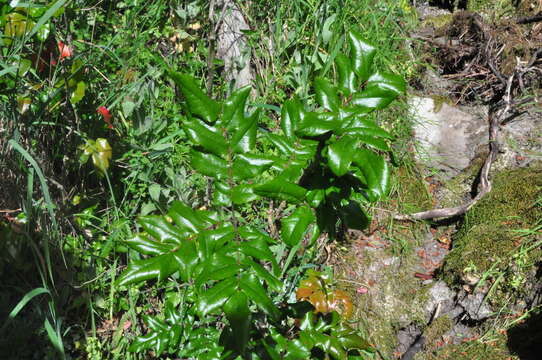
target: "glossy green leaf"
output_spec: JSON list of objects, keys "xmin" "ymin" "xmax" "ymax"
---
[
  {"xmin": 339, "ymin": 125, "xmax": 392, "ymax": 140},
  {"xmin": 239, "ymin": 228, "xmax": 279, "ymax": 275},
  {"xmin": 265, "ymin": 133, "xmax": 295, "ymax": 154},
  {"xmin": 36, "ymin": 22, "xmax": 50, "ymax": 41},
  {"xmin": 356, "ymin": 135, "xmax": 390, "ymax": 151},
  {"xmin": 221, "ymin": 87, "xmax": 258, "ymax": 153},
  {"xmin": 145, "ymin": 315, "xmax": 168, "ymax": 332},
  {"xmin": 190, "ymin": 150, "xmax": 228, "ymax": 179},
  {"xmin": 240, "ymin": 273, "xmax": 280, "ymax": 321},
  {"xmin": 213, "ymin": 181, "xmax": 232, "ymax": 206},
  {"xmin": 305, "ymin": 189, "xmax": 326, "ymax": 208},
  {"xmin": 197, "ymin": 277, "xmax": 237, "ymax": 316},
  {"xmin": 314, "ymin": 77, "xmax": 339, "ymax": 112},
  {"xmin": 238, "ymin": 226, "xmax": 276, "ymax": 245},
  {"xmin": 351, "ymin": 72, "xmax": 405, "ymax": 110},
  {"xmin": 281, "ymin": 99, "xmax": 302, "ymax": 139},
  {"xmin": 232, "ymin": 154, "xmax": 274, "ymax": 180},
  {"xmin": 296, "ymin": 112, "xmax": 342, "ymax": 137},
  {"xmin": 334, "ymin": 328, "xmax": 372, "ymax": 351},
  {"xmin": 242, "ymin": 258, "xmax": 282, "ymax": 292},
  {"xmin": 239, "ymin": 240, "xmax": 278, "ymax": 274},
  {"xmin": 287, "ymin": 340, "xmax": 312, "ymax": 359},
  {"xmin": 221, "ymin": 86, "xmax": 251, "ymax": 127},
  {"xmin": 326, "ymin": 135, "xmax": 358, "ymax": 177},
  {"xmin": 223, "ymin": 292, "xmax": 251, "ymax": 354},
  {"xmin": 137, "ymin": 215, "xmax": 188, "ymax": 245},
  {"xmin": 230, "ymin": 109, "xmax": 259, "ymax": 153},
  {"xmin": 124, "ymin": 234, "xmax": 173, "ymax": 256},
  {"xmin": 198, "ymin": 225, "xmax": 235, "ymax": 260},
  {"xmin": 195, "ymin": 254, "xmax": 240, "ymax": 288},
  {"xmin": 261, "ymin": 339, "xmax": 282, "ymax": 360},
  {"xmin": 348, "ymin": 30, "xmax": 376, "ymax": 82},
  {"xmin": 351, "ymin": 86, "xmax": 397, "ymax": 110},
  {"xmin": 184, "ymin": 118, "xmax": 228, "ymax": 156},
  {"xmin": 254, "ymin": 178, "xmax": 307, "ymax": 203},
  {"xmin": 168, "ymin": 200, "xmax": 210, "ymax": 233},
  {"xmin": 168, "ymin": 72, "xmax": 220, "ymax": 123},
  {"xmin": 335, "ymin": 54, "xmax": 355, "ymax": 94},
  {"xmin": 169, "ymin": 243, "xmax": 200, "ymax": 281},
  {"xmin": 367, "ymin": 72, "xmax": 406, "ymax": 94},
  {"xmin": 117, "ymin": 252, "xmax": 181, "ymax": 286},
  {"xmin": 338, "ymin": 106, "xmax": 373, "ymax": 122},
  {"xmin": 325, "ymin": 336, "xmax": 348, "ymax": 360},
  {"xmin": 353, "ymin": 148, "xmax": 390, "ymax": 201},
  {"xmin": 281, "ymin": 206, "xmax": 315, "ymax": 247},
  {"xmin": 129, "ymin": 331, "xmax": 160, "ymax": 353},
  {"xmin": 275, "ymin": 161, "xmax": 306, "ymax": 183},
  {"xmin": 231, "ymin": 184, "xmax": 260, "ymax": 204}
]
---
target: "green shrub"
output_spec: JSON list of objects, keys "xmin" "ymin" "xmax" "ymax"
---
[{"xmin": 117, "ymin": 30, "xmax": 405, "ymax": 358}]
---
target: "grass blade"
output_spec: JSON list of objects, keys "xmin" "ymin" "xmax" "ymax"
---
[
  {"xmin": 27, "ymin": 0, "xmax": 70, "ymax": 39},
  {"xmin": 1, "ymin": 287, "xmax": 51, "ymax": 333},
  {"xmin": 8, "ymin": 139, "xmax": 58, "ymax": 285},
  {"xmin": 44, "ymin": 317, "xmax": 65, "ymax": 358}
]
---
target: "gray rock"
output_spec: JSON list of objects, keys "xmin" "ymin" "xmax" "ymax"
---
[
  {"xmin": 396, "ymin": 324, "xmax": 423, "ymax": 356},
  {"xmin": 425, "ymin": 281, "xmax": 462, "ymax": 320},
  {"xmin": 458, "ymin": 292, "xmax": 493, "ymax": 321},
  {"xmin": 410, "ymin": 96, "xmax": 489, "ymax": 177}
]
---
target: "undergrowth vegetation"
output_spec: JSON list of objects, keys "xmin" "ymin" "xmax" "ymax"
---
[{"xmin": 0, "ymin": 0, "xmax": 417, "ymax": 358}]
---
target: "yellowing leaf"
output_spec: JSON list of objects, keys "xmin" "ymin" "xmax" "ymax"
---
[
  {"xmin": 17, "ymin": 96, "xmax": 31, "ymax": 114},
  {"xmin": 296, "ymin": 270, "xmax": 353, "ymax": 318},
  {"xmin": 5, "ymin": 12, "xmax": 35, "ymax": 39},
  {"xmin": 92, "ymin": 138, "xmax": 112, "ymax": 174},
  {"xmin": 80, "ymin": 138, "xmax": 112, "ymax": 174},
  {"xmin": 188, "ymin": 23, "xmax": 201, "ymax": 30}
]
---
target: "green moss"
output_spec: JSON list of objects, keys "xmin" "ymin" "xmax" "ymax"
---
[
  {"xmin": 336, "ymin": 247, "xmax": 430, "ymax": 357},
  {"xmin": 421, "ymin": 14, "xmax": 453, "ymax": 29},
  {"xmin": 423, "ymin": 315, "xmax": 454, "ymax": 351},
  {"xmin": 438, "ymin": 155, "xmax": 486, "ymax": 209},
  {"xmin": 442, "ymin": 167, "xmax": 542, "ymax": 299},
  {"xmin": 465, "ymin": 0, "xmax": 535, "ymax": 18},
  {"xmin": 395, "ymin": 166, "xmax": 433, "ymax": 214},
  {"xmin": 416, "ymin": 336, "xmax": 516, "ymax": 360}
]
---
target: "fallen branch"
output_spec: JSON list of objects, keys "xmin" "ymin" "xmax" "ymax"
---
[{"xmin": 517, "ymin": 12, "xmax": 542, "ymax": 25}]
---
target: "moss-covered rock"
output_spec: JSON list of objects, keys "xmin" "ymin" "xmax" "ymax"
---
[
  {"xmin": 334, "ymin": 245, "xmax": 430, "ymax": 356},
  {"xmin": 416, "ymin": 335, "xmax": 516, "ymax": 360},
  {"xmin": 464, "ymin": 0, "xmax": 540, "ymax": 18},
  {"xmin": 423, "ymin": 315, "xmax": 454, "ymax": 352},
  {"xmin": 395, "ymin": 166, "xmax": 433, "ymax": 214},
  {"xmin": 422, "ymin": 14, "xmax": 453, "ymax": 29},
  {"xmin": 441, "ymin": 167, "xmax": 542, "ymax": 306}
]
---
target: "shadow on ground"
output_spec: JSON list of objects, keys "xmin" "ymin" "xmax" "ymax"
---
[{"xmin": 507, "ymin": 306, "xmax": 542, "ymax": 359}]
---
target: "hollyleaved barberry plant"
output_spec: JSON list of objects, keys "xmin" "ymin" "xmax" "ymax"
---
[{"xmin": 117, "ymin": 30, "xmax": 405, "ymax": 359}]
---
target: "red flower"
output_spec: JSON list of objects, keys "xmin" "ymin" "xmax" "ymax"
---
[
  {"xmin": 58, "ymin": 41, "xmax": 73, "ymax": 60},
  {"xmin": 98, "ymin": 106, "xmax": 113, "ymax": 129}
]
